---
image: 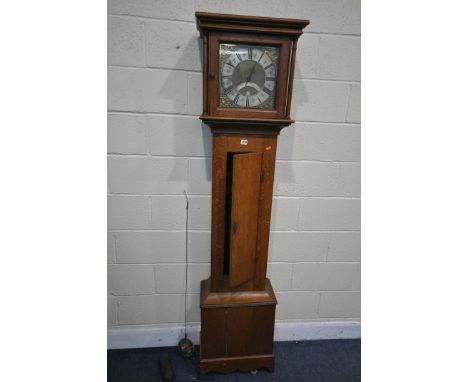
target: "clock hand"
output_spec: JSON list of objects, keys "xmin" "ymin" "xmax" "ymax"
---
[{"xmin": 246, "ymin": 63, "xmax": 257, "ymax": 83}]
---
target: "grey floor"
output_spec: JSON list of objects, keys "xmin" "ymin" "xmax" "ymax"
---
[{"xmin": 108, "ymin": 339, "xmax": 361, "ymax": 381}]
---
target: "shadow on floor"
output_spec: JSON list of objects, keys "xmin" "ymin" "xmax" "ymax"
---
[{"xmin": 108, "ymin": 339, "xmax": 361, "ymax": 381}]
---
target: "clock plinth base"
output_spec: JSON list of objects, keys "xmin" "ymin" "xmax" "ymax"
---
[{"xmin": 199, "ymin": 278, "xmax": 277, "ymax": 375}]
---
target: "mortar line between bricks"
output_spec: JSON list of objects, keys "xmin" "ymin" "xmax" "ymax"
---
[
  {"xmin": 108, "ymin": 64, "xmax": 360, "ymax": 84},
  {"xmin": 296, "ymin": 78, "xmax": 360, "ymax": 84},
  {"xmin": 277, "ymin": 291, "xmax": 360, "ymax": 295},
  {"xmin": 107, "ymin": 112, "xmax": 360, "ymax": 125},
  {"xmin": 270, "ymin": 261, "xmax": 361, "ymax": 265},
  {"xmin": 304, "ymin": 32, "xmax": 361, "ymax": 38},
  {"xmin": 107, "ymin": 110, "xmax": 199, "ymax": 117},
  {"xmin": 107, "ymin": 153, "xmax": 360, "ymax": 164},
  {"xmin": 107, "ymin": 261, "xmax": 361, "ymax": 264},
  {"xmin": 108, "ymin": 229, "xmax": 210, "ymax": 233},
  {"xmin": 108, "ymin": 13, "xmax": 361, "ymax": 39},
  {"xmin": 107, "ymin": 324, "xmax": 204, "ymax": 330},
  {"xmin": 107, "ymin": 229, "xmax": 361, "ymax": 233},
  {"xmin": 109, "ymin": 65, "xmax": 201, "ymax": 74},
  {"xmin": 293, "ymin": 120, "xmax": 360, "ymax": 126},
  {"xmin": 115, "ymin": 298, "xmax": 120, "ymax": 325},
  {"xmin": 108, "ymin": 261, "xmax": 360, "ymax": 266},
  {"xmin": 109, "ymin": 320, "xmax": 360, "ymax": 328},
  {"xmin": 107, "ymin": 193, "xmax": 361, "ymax": 199},
  {"xmin": 317, "ymin": 293, "xmax": 322, "ymax": 317},
  {"xmin": 110, "ymin": 318, "xmax": 361, "ymax": 327},
  {"xmin": 292, "ymin": 118, "xmax": 360, "ymax": 124},
  {"xmin": 152, "ymin": 265, "xmax": 158, "ymax": 293},
  {"xmin": 108, "ymin": 14, "xmax": 196, "ymax": 24},
  {"xmin": 111, "ymin": 318, "xmax": 360, "ymax": 326},
  {"xmin": 275, "ymin": 318, "xmax": 361, "ymax": 322},
  {"xmin": 295, "ymin": 198, "xmax": 302, "ymax": 231},
  {"xmin": 110, "ymin": 290, "xmax": 360, "ymax": 297},
  {"xmin": 275, "ymin": 290, "xmax": 361, "ymax": 294},
  {"xmin": 147, "ymin": 197, "xmax": 152, "ymax": 228},
  {"xmin": 111, "ymin": 234, "xmax": 117, "ymax": 263},
  {"xmin": 142, "ymin": 19, "xmax": 148, "ymax": 67},
  {"xmin": 314, "ymin": 36, "xmax": 322, "ymax": 78},
  {"xmin": 112, "ymin": 292, "xmax": 197, "ymax": 296},
  {"xmin": 109, "ymin": 262, "xmax": 211, "ymax": 265},
  {"xmin": 344, "ymin": 84, "xmax": 353, "ymax": 122},
  {"xmin": 107, "ymin": 111, "xmax": 361, "ymax": 126},
  {"xmin": 107, "ymin": 153, "xmax": 212, "ymax": 158},
  {"xmin": 143, "ymin": 115, "xmax": 151, "ymax": 154}
]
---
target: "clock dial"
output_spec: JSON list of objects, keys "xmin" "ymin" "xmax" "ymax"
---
[{"xmin": 219, "ymin": 44, "xmax": 279, "ymax": 109}]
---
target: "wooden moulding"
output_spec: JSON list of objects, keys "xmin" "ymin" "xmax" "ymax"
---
[
  {"xmin": 200, "ymin": 278, "xmax": 277, "ymax": 308},
  {"xmin": 196, "ymin": 11, "xmax": 309, "ymax": 37},
  {"xmin": 200, "ymin": 115, "xmax": 294, "ymax": 131}
]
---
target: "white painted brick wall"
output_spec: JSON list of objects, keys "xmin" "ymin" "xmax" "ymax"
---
[
  {"xmin": 108, "ymin": 0, "xmax": 360, "ymax": 328},
  {"xmin": 347, "ymin": 84, "xmax": 361, "ymax": 123},
  {"xmin": 108, "ymin": 264, "xmax": 156, "ymax": 295},
  {"xmin": 146, "ymin": 20, "xmax": 201, "ymax": 71},
  {"xmin": 316, "ymin": 37, "xmax": 361, "ymax": 81},
  {"xmin": 148, "ymin": 116, "xmax": 211, "ymax": 157},
  {"xmin": 108, "ymin": 16, "xmax": 145, "ymax": 67},
  {"xmin": 108, "ymin": 114, "xmax": 147, "ymax": 154},
  {"xmin": 108, "ymin": 67, "xmax": 188, "ymax": 113},
  {"xmin": 277, "ymin": 123, "xmax": 361, "ymax": 162},
  {"xmin": 292, "ymin": 81, "xmax": 350, "ymax": 122}
]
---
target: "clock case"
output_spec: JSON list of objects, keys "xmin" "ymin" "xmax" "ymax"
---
[
  {"xmin": 195, "ymin": 12, "xmax": 309, "ymax": 375},
  {"xmin": 197, "ymin": 12, "xmax": 309, "ymax": 128}
]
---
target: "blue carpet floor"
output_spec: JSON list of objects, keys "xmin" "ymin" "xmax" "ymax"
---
[{"xmin": 108, "ymin": 339, "xmax": 360, "ymax": 381}]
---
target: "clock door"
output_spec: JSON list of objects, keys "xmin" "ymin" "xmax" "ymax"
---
[{"xmin": 229, "ymin": 152, "xmax": 262, "ymax": 288}]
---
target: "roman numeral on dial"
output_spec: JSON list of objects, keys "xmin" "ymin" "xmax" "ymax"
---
[
  {"xmin": 263, "ymin": 87, "xmax": 273, "ymax": 96},
  {"xmin": 257, "ymin": 51, "xmax": 265, "ymax": 63}
]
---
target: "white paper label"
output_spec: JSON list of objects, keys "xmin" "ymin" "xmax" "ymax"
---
[{"xmin": 240, "ymin": 139, "xmax": 248, "ymax": 145}]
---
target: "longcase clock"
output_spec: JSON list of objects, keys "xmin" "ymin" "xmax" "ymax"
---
[{"xmin": 195, "ymin": 12, "xmax": 309, "ymax": 375}]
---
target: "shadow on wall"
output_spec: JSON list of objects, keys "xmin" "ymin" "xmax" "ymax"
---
[
  {"xmin": 154, "ymin": 32, "xmax": 311, "ymax": 230},
  {"xmin": 269, "ymin": 64, "xmax": 309, "ymax": 233},
  {"xmin": 275, "ymin": 64, "xmax": 310, "ymax": 184},
  {"xmin": 159, "ymin": 35, "xmax": 212, "ymax": 183}
]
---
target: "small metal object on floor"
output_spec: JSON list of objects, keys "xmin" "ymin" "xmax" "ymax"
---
[
  {"xmin": 159, "ymin": 352, "xmax": 175, "ymax": 382},
  {"xmin": 178, "ymin": 337, "xmax": 195, "ymax": 358}
]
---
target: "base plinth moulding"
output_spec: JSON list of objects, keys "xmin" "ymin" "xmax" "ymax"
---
[{"xmin": 199, "ymin": 354, "xmax": 274, "ymax": 375}]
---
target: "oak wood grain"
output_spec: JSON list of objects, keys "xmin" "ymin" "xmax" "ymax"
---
[{"xmin": 229, "ymin": 152, "xmax": 262, "ymax": 288}]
